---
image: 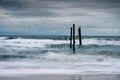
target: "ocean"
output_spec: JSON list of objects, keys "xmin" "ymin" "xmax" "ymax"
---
[{"xmin": 0, "ymin": 35, "xmax": 120, "ymax": 75}]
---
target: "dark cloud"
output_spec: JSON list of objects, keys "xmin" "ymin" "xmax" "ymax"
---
[
  {"xmin": 0, "ymin": 0, "xmax": 25, "ymax": 10},
  {"xmin": 1, "ymin": 0, "xmax": 120, "ymax": 10},
  {"xmin": 0, "ymin": 0, "xmax": 120, "ymax": 17}
]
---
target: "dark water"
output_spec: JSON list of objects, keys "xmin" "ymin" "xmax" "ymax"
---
[{"xmin": 0, "ymin": 35, "xmax": 120, "ymax": 75}]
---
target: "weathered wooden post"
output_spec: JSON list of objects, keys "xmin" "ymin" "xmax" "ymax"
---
[
  {"xmin": 73, "ymin": 24, "xmax": 75, "ymax": 53},
  {"xmin": 70, "ymin": 27, "xmax": 72, "ymax": 48},
  {"xmin": 78, "ymin": 27, "xmax": 82, "ymax": 45}
]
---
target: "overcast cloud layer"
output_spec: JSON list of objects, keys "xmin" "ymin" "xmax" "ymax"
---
[{"xmin": 0, "ymin": 0, "xmax": 120, "ymax": 36}]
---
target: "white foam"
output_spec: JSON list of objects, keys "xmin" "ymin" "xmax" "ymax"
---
[
  {"xmin": 0, "ymin": 68, "xmax": 120, "ymax": 76},
  {"xmin": 38, "ymin": 52, "xmax": 107, "ymax": 62},
  {"xmin": 0, "ymin": 37, "xmax": 8, "ymax": 40},
  {"xmin": 0, "ymin": 38, "xmax": 70, "ymax": 49},
  {"xmin": 0, "ymin": 54, "xmax": 120, "ymax": 75},
  {"xmin": 0, "ymin": 68, "xmax": 84, "ymax": 76},
  {"xmin": 0, "ymin": 37, "xmax": 120, "ymax": 51},
  {"xmin": 81, "ymin": 39, "xmax": 120, "ymax": 45}
]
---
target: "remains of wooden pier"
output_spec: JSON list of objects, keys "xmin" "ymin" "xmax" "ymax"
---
[
  {"xmin": 70, "ymin": 27, "xmax": 72, "ymax": 48},
  {"xmin": 73, "ymin": 24, "xmax": 76, "ymax": 53},
  {"xmin": 70, "ymin": 24, "xmax": 82, "ymax": 53},
  {"xmin": 78, "ymin": 27, "xmax": 82, "ymax": 45}
]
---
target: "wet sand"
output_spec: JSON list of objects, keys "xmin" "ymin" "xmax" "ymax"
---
[{"xmin": 0, "ymin": 73, "xmax": 120, "ymax": 80}]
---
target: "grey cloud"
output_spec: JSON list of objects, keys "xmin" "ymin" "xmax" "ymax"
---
[
  {"xmin": 5, "ymin": 10, "xmax": 59, "ymax": 17},
  {"xmin": 0, "ymin": 0, "xmax": 25, "ymax": 10},
  {"xmin": 0, "ymin": 0, "xmax": 120, "ymax": 35}
]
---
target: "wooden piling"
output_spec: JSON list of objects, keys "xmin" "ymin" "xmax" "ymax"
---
[
  {"xmin": 70, "ymin": 27, "xmax": 72, "ymax": 48},
  {"xmin": 73, "ymin": 24, "xmax": 75, "ymax": 53},
  {"xmin": 78, "ymin": 27, "xmax": 82, "ymax": 45}
]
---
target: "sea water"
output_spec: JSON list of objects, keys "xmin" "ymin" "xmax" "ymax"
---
[{"xmin": 0, "ymin": 35, "xmax": 120, "ymax": 76}]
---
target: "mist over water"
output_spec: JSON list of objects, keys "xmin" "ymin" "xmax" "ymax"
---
[{"xmin": 0, "ymin": 36, "xmax": 120, "ymax": 75}]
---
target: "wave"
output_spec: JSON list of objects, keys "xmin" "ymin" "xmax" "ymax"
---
[
  {"xmin": 0, "ymin": 53, "xmax": 120, "ymax": 75},
  {"xmin": 35, "ymin": 52, "xmax": 108, "ymax": 62},
  {"xmin": 0, "ymin": 55, "xmax": 27, "ymax": 60},
  {"xmin": 81, "ymin": 39, "xmax": 120, "ymax": 45},
  {"xmin": 0, "ymin": 37, "xmax": 119, "ymax": 54},
  {"xmin": 0, "ymin": 50, "xmax": 119, "ymax": 62},
  {"xmin": 0, "ymin": 37, "xmax": 120, "ymax": 59},
  {"xmin": 0, "ymin": 37, "xmax": 120, "ymax": 46}
]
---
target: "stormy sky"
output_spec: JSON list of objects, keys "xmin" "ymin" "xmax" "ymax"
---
[{"xmin": 0, "ymin": 0, "xmax": 120, "ymax": 36}]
